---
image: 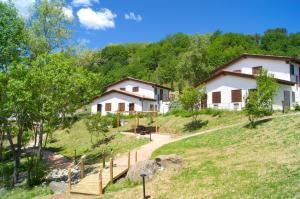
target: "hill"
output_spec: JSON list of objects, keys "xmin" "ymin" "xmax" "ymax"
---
[{"xmin": 106, "ymin": 114, "xmax": 300, "ymax": 199}]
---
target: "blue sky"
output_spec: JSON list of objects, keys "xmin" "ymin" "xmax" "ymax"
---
[{"xmin": 4, "ymin": 0, "xmax": 300, "ymax": 49}]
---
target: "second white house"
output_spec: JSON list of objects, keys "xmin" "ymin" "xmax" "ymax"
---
[{"xmin": 198, "ymin": 54, "xmax": 300, "ymax": 110}]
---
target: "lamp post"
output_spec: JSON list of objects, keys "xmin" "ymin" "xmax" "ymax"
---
[
  {"xmin": 140, "ymin": 174, "xmax": 150, "ymax": 199},
  {"xmin": 149, "ymin": 131, "xmax": 152, "ymax": 141}
]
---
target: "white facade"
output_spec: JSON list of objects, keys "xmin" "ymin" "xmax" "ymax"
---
[
  {"xmin": 202, "ymin": 55, "xmax": 300, "ymax": 110},
  {"xmin": 91, "ymin": 78, "xmax": 171, "ymax": 115}
]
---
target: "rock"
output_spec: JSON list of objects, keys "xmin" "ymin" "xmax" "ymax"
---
[
  {"xmin": 46, "ymin": 166, "xmax": 80, "ymax": 183},
  {"xmin": 155, "ymin": 154, "xmax": 183, "ymax": 170},
  {"xmin": 126, "ymin": 160, "xmax": 158, "ymax": 182},
  {"xmin": 49, "ymin": 181, "xmax": 68, "ymax": 194}
]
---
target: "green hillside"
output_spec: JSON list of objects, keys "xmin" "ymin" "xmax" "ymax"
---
[{"xmin": 106, "ymin": 114, "xmax": 300, "ymax": 199}]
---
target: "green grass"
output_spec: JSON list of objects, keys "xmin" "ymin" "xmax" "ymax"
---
[
  {"xmin": 107, "ymin": 114, "xmax": 300, "ymax": 199},
  {"xmin": 105, "ymin": 179, "xmax": 141, "ymax": 193},
  {"xmin": 46, "ymin": 118, "xmax": 149, "ymax": 164},
  {"xmin": 0, "ymin": 186, "xmax": 52, "ymax": 199}
]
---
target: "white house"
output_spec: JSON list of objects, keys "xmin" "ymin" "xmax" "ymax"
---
[
  {"xmin": 198, "ymin": 54, "xmax": 300, "ymax": 110},
  {"xmin": 91, "ymin": 77, "xmax": 172, "ymax": 115}
]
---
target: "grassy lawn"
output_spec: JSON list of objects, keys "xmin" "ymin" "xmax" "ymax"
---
[
  {"xmin": 46, "ymin": 118, "xmax": 149, "ymax": 164},
  {"xmin": 0, "ymin": 186, "xmax": 52, "ymax": 199},
  {"xmin": 118, "ymin": 110, "xmax": 249, "ymax": 135},
  {"xmin": 106, "ymin": 114, "xmax": 300, "ymax": 199}
]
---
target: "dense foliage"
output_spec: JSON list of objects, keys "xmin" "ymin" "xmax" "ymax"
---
[
  {"xmin": 245, "ymin": 69, "xmax": 278, "ymax": 125},
  {"xmin": 77, "ymin": 28, "xmax": 300, "ymax": 89}
]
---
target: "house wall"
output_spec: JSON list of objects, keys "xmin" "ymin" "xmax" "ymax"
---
[
  {"xmin": 224, "ymin": 57, "xmax": 300, "ymax": 82},
  {"xmin": 107, "ymin": 80, "xmax": 155, "ymax": 98},
  {"xmin": 204, "ymin": 75, "xmax": 296, "ymax": 110},
  {"xmin": 91, "ymin": 92, "xmax": 157, "ymax": 116}
]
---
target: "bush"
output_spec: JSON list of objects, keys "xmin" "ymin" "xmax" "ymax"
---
[
  {"xmin": 294, "ymin": 103, "xmax": 300, "ymax": 111},
  {"xmin": 27, "ymin": 158, "xmax": 48, "ymax": 187}
]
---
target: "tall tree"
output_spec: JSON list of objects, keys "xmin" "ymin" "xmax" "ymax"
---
[
  {"xmin": 28, "ymin": 0, "xmax": 72, "ymax": 57},
  {"xmin": 0, "ymin": 2, "xmax": 26, "ymax": 71}
]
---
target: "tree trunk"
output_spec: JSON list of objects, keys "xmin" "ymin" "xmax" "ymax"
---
[
  {"xmin": 37, "ymin": 121, "xmax": 44, "ymax": 159},
  {"xmin": 0, "ymin": 131, "xmax": 4, "ymax": 162}
]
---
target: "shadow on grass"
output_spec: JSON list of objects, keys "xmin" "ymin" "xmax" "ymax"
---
[
  {"xmin": 45, "ymin": 146, "xmax": 64, "ymax": 153},
  {"xmin": 184, "ymin": 120, "xmax": 208, "ymax": 132},
  {"xmin": 244, "ymin": 118, "xmax": 273, "ymax": 129}
]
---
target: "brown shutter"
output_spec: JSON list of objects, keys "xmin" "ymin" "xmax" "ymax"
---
[
  {"xmin": 118, "ymin": 103, "xmax": 125, "ymax": 112},
  {"xmin": 129, "ymin": 103, "xmax": 135, "ymax": 111},
  {"xmin": 120, "ymin": 87, "xmax": 125, "ymax": 91},
  {"xmin": 105, "ymin": 103, "xmax": 111, "ymax": 111},
  {"xmin": 231, "ymin": 89, "xmax": 242, "ymax": 102},
  {"xmin": 212, "ymin": 92, "xmax": 221, "ymax": 103},
  {"xmin": 252, "ymin": 66, "xmax": 262, "ymax": 75},
  {"xmin": 132, "ymin": 87, "xmax": 139, "ymax": 92}
]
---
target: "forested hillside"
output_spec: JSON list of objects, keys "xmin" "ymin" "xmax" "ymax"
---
[{"xmin": 77, "ymin": 28, "xmax": 300, "ymax": 91}]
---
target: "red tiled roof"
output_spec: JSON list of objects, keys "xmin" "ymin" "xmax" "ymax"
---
[
  {"xmin": 197, "ymin": 71, "xmax": 295, "ymax": 86},
  {"xmin": 93, "ymin": 89, "xmax": 156, "ymax": 101},
  {"xmin": 104, "ymin": 77, "xmax": 173, "ymax": 91}
]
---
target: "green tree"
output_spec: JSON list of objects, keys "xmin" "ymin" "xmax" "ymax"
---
[
  {"xmin": 180, "ymin": 86, "xmax": 206, "ymax": 122},
  {"xmin": 28, "ymin": 0, "xmax": 72, "ymax": 57},
  {"xmin": 245, "ymin": 69, "xmax": 278, "ymax": 126},
  {"xmin": 85, "ymin": 113, "xmax": 112, "ymax": 146},
  {"xmin": 0, "ymin": 2, "xmax": 26, "ymax": 71}
]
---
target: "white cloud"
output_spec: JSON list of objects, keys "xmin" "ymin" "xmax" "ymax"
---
[
  {"xmin": 72, "ymin": 0, "xmax": 99, "ymax": 7},
  {"xmin": 124, "ymin": 12, "xmax": 142, "ymax": 22},
  {"xmin": 1, "ymin": 0, "xmax": 35, "ymax": 18},
  {"xmin": 77, "ymin": 8, "xmax": 116, "ymax": 30},
  {"xmin": 62, "ymin": 6, "xmax": 74, "ymax": 20}
]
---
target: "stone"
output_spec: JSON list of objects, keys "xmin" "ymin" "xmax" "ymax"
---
[
  {"xmin": 46, "ymin": 166, "xmax": 80, "ymax": 183},
  {"xmin": 155, "ymin": 154, "xmax": 183, "ymax": 170},
  {"xmin": 126, "ymin": 160, "xmax": 158, "ymax": 182},
  {"xmin": 49, "ymin": 181, "xmax": 68, "ymax": 194}
]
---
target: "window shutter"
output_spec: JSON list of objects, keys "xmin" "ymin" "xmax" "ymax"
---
[
  {"xmin": 105, "ymin": 103, "xmax": 111, "ymax": 111},
  {"xmin": 231, "ymin": 89, "xmax": 242, "ymax": 102},
  {"xmin": 212, "ymin": 92, "xmax": 221, "ymax": 103},
  {"xmin": 118, "ymin": 103, "xmax": 125, "ymax": 111},
  {"xmin": 132, "ymin": 87, "xmax": 139, "ymax": 92}
]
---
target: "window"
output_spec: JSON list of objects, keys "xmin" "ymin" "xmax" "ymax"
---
[
  {"xmin": 154, "ymin": 88, "xmax": 157, "ymax": 95},
  {"xmin": 290, "ymin": 64, "xmax": 295, "ymax": 75},
  {"xmin": 212, "ymin": 92, "xmax": 221, "ymax": 104},
  {"xmin": 292, "ymin": 92, "xmax": 295, "ymax": 103},
  {"xmin": 105, "ymin": 103, "xmax": 111, "ymax": 111},
  {"xmin": 159, "ymin": 89, "xmax": 163, "ymax": 100},
  {"xmin": 149, "ymin": 104, "xmax": 154, "ymax": 111},
  {"xmin": 231, "ymin": 89, "xmax": 242, "ymax": 102},
  {"xmin": 97, "ymin": 104, "xmax": 102, "ymax": 113},
  {"xmin": 252, "ymin": 66, "xmax": 262, "ymax": 75},
  {"xmin": 129, "ymin": 103, "xmax": 135, "ymax": 111},
  {"xmin": 132, "ymin": 87, "xmax": 139, "ymax": 92},
  {"xmin": 233, "ymin": 69, "xmax": 241, "ymax": 73},
  {"xmin": 120, "ymin": 87, "xmax": 126, "ymax": 91},
  {"xmin": 118, "ymin": 103, "xmax": 125, "ymax": 112}
]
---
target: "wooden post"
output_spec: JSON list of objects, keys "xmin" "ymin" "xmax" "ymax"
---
[
  {"xmin": 135, "ymin": 151, "xmax": 137, "ymax": 163},
  {"xmin": 99, "ymin": 169, "xmax": 103, "ymax": 196},
  {"xmin": 134, "ymin": 111, "xmax": 137, "ymax": 134},
  {"xmin": 68, "ymin": 168, "xmax": 72, "ymax": 192},
  {"xmin": 128, "ymin": 151, "xmax": 131, "ymax": 169},
  {"xmin": 110, "ymin": 157, "xmax": 113, "ymax": 183},
  {"xmin": 117, "ymin": 112, "xmax": 120, "ymax": 132},
  {"xmin": 80, "ymin": 156, "xmax": 85, "ymax": 179},
  {"xmin": 102, "ymin": 156, "xmax": 105, "ymax": 168}
]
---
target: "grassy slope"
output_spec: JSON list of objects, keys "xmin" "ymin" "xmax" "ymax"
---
[
  {"xmin": 0, "ymin": 186, "xmax": 52, "ymax": 199},
  {"xmin": 107, "ymin": 114, "xmax": 300, "ymax": 199},
  {"xmin": 47, "ymin": 118, "xmax": 149, "ymax": 163}
]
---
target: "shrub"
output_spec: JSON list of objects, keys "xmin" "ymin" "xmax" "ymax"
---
[
  {"xmin": 294, "ymin": 103, "xmax": 300, "ymax": 111},
  {"xmin": 27, "ymin": 158, "xmax": 48, "ymax": 187}
]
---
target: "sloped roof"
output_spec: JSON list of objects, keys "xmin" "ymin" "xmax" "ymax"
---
[
  {"xmin": 198, "ymin": 71, "xmax": 295, "ymax": 86},
  {"xmin": 105, "ymin": 77, "xmax": 173, "ymax": 91},
  {"xmin": 93, "ymin": 89, "xmax": 156, "ymax": 101},
  {"xmin": 211, "ymin": 53, "xmax": 300, "ymax": 75}
]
